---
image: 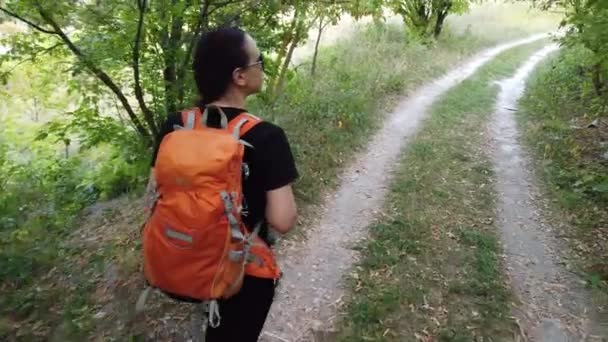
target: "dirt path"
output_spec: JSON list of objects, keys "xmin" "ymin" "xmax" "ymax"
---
[
  {"xmin": 259, "ymin": 33, "xmax": 550, "ymax": 342},
  {"xmin": 489, "ymin": 45, "xmax": 604, "ymax": 341}
]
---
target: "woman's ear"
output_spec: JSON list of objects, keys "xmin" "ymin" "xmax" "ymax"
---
[{"xmin": 232, "ymin": 68, "xmax": 247, "ymax": 87}]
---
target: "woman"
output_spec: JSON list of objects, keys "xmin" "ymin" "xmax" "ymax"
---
[{"xmin": 151, "ymin": 27, "xmax": 299, "ymax": 341}]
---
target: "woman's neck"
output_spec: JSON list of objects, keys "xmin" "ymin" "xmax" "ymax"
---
[{"xmin": 209, "ymin": 90, "xmax": 246, "ymax": 109}]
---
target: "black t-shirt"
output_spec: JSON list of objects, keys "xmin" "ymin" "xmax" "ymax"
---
[{"xmin": 151, "ymin": 107, "xmax": 298, "ymax": 245}]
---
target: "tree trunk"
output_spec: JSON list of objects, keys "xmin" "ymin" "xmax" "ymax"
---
[
  {"xmin": 164, "ymin": 65, "xmax": 177, "ymax": 113},
  {"xmin": 272, "ymin": 8, "xmax": 305, "ymax": 97},
  {"xmin": 134, "ymin": 0, "xmax": 159, "ymax": 137},
  {"xmin": 433, "ymin": 1, "xmax": 452, "ymax": 38},
  {"xmin": 176, "ymin": 2, "xmax": 211, "ymax": 108},
  {"xmin": 433, "ymin": 11, "xmax": 448, "ymax": 37},
  {"xmin": 274, "ymin": 25, "xmax": 301, "ymax": 97},
  {"xmin": 64, "ymin": 139, "xmax": 70, "ymax": 159},
  {"xmin": 33, "ymin": 97, "xmax": 40, "ymax": 122},
  {"xmin": 162, "ymin": 1, "xmax": 184, "ymax": 120},
  {"xmin": 403, "ymin": 0, "xmax": 433, "ymax": 37},
  {"xmin": 592, "ymin": 63, "xmax": 605, "ymax": 97},
  {"xmin": 163, "ymin": 50, "xmax": 181, "ymax": 117},
  {"xmin": 311, "ymin": 15, "xmax": 325, "ymax": 77},
  {"xmin": 272, "ymin": 9, "xmax": 299, "ymax": 94}
]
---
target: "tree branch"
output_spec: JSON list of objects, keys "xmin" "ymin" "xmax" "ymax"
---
[
  {"xmin": 111, "ymin": 95, "xmax": 138, "ymax": 133},
  {"xmin": 189, "ymin": 0, "xmax": 211, "ymax": 58},
  {"xmin": 161, "ymin": 0, "xmax": 186, "ymax": 116},
  {"xmin": 34, "ymin": 3, "xmax": 152, "ymax": 144},
  {"xmin": 0, "ymin": 6, "xmax": 57, "ymax": 35},
  {"xmin": 176, "ymin": 0, "xmax": 211, "ymax": 105},
  {"xmin": 207, "ymin": 0, "xmax": 242, "ymax": 16},
  {"xmin": 134, "ymin": 0, "xmax": 158, "ymax": 136}
]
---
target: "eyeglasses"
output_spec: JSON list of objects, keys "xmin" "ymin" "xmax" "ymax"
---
[{"xmin": 244, "ymin": 54, "xmax": 264, "ymax": 72}]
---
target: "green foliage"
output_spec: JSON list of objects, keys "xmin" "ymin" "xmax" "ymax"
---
[
  {"xmin": 0, "ymin": 0, "xmax": 473, "ymax": 151},
  {"xmin": 0, "ymin": 125, "xmax": 149, "ymax": 340},
  {"xmin": 563, "ymin": 0, "xmax": 608, "ymax": 99},
  {"xmin": 0, "ymin": 0, "xmax": 376, "ymax": 148},
  {"xmin": 0, "ymin": 153, "xmax": 91, "ymax": 283},
  {"xmin": 90, "ymin": 145, "xmax": 150, "ymax": 200},
  {"xmin": 537, "ymin": 0, "xmax": 608, "ymax": 103},
  {"xmin": 521, "ymin": 48, "xmax": 607, "ymax": 206},
  {"xmin": 0, "ymin": 104, "xmax": 146, "ymax": 298},
  {"xmin": 386, "ymin": 0, "xmax": 472, "ymax": 39}
]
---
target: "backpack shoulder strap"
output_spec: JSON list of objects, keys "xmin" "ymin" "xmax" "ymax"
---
[
  {"xmin": 179, "ymin": 107, "xmax": 203, "ymax": 130},
  {"xmin": 228, "ymin": 112, "xmax": 262, "ymax": 139}
]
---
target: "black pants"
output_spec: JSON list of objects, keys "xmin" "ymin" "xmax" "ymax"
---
[{"xmin": 206, "ymin": 275, "xmax": 276, "ymax": 342}]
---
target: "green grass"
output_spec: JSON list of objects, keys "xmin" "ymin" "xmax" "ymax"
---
[
  {"xmin": 517, "ymin": 48, "xmax": 608, "ymax": 303},
  {"xmin": 336, "ymin": 40, "xmax": 549, "ymax": 341}
]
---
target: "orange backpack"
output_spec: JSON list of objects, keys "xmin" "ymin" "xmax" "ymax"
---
[{"xmin": 139, "ymin": 106, "xmax": 280, "ymax": 321}]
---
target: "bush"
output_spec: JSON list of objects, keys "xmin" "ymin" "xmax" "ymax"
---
[{"xmin": 521, "ymin": 47, "xmax": 608, "ymax": 206}]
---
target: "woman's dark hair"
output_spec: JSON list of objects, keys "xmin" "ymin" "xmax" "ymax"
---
[{"xmin": 192, "ymin": 27, "xmax": 249, "ymax": 106}]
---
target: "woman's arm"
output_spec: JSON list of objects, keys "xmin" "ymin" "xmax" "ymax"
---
[{"xmin": 266, "ymin": 184, "xmax": 297, "ymax": 233}]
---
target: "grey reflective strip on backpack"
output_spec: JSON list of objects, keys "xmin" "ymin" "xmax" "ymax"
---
[
  {"xmin": 251, "ymin": 221, "xmax": 262, "ymax": 237},
  {"xmin": 201, "ymin": 108, "xmax": 209, "ymax": 126},
  {"xmin": 208, "ymin": 300, "xmax": 221, "ymax": 328},
  {"xmin": 220, "ymin": 191, "xmax": 244, "ymax": 241},
  {"xmin": 220, "ymin": 191, "xmax": 233, "ymax": 211},
  {"xmin": 232, "ymin": 119, "xmax": 255, "ymax": 148},
  {"xmin": 237, "ymin": 221, "xmax": 264, "ymax": 270},
  {"xmin": 227, "ymin": 212, "xmax": 243, "ymax": 241},
  {"xmin": 239, "ymin": 139, "xmax": 253, "ymax": 148},
  {"xmin": 165, "ymin": 228, "xmax": 193, "ymax": 243},
  {"xmin": 185, "ymin": 111, "xmax": 196, "ymax": 129},
  {"xmin": 232, "ymin": 119, "xmax": 249, "ymax": 138},
  {"xmin": 242, "ymin": 163, "xmax": 250, "ymax": 179},
  {"xmin": 246, "ymin": 253, "xmax": 264, "ymax": 266},
  {"xmin": 202, "ymin": 106, "xmax": 228, "ymax": 128},
  {"xmin": 229, "ymin": 250, "xmax": 245, "ymax": 262},
  {"xmin": 144, "ymin": 171, "xmax": 159, "ymax": 214},
  {"xmin": 135, "ymin": 286, "xmax": 152, "ymax": 314},
  {"xmin": 200, "ymin": 300, "xmax": 221, "ymax": 331},
  {"xmin": 217, "ymin": 107, "xmax": 228, "ymax": 128}
]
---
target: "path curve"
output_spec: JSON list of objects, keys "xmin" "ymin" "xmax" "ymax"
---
[
  {"xmin": 489, "ymin": 45, "xmax": 603, "ymax": 341},
  {"xmin": 261, "ymin": 33, "xmax": 551, "ymax": 342}
]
